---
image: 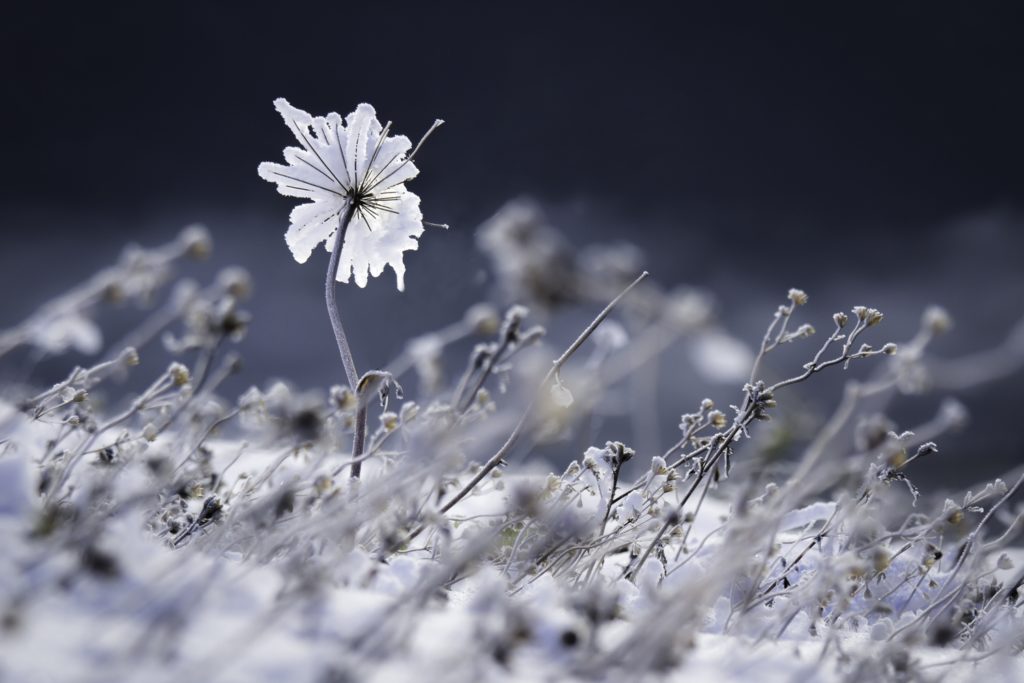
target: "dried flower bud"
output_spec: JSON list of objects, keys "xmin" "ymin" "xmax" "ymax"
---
[
  {"xmin": 833, "ymin": 312, "xmax": 849, "ymax": 328},
  {"xmin": 787, "ymin": 288, "xmax": 808, "ymax": 306},
  {"xmin": 119, "ymin": 347, "xmax": 140, "ymax": 367},
  {"xmin": 168, "ymin": 363, "xmax": 191, "ymax": 387},
  {"xmin": 872, "ymin": 548, "xmax": 891, "ymax": 573},
  {"xmin": 330, "ymin": 386, "xmax": 357, "ymax": 411},
  {"xmin": 938, "ymin": 398, "xmax": 969, "ymax": 430},
  {"xmin": 463, "ymin": 303, "xmax": 501, "ymax": 335},
  {"xmin": 602, "ymin": 441, "xmax": 635, "ymax": 466},
  {"xmin": 920, "ymin": 305, "xmax": 952, "ymax": 336},
  {"xmin": 378, "ymin": 412, "xmax": 398, "ymax": 432},
  {"xmin": 854, "ymin": 308, "xmax": 885, "ymax": 326},
  {"xmin": 700, "ymin": 398, "xmax": 714, "ymax": 411},
  {"xmin": 216, "ymin": 267, "xmax": 253, "ymax": 300},
  {"xmin": 709, "ymin": 410, "xmax": 727, "ymax": 429},
  {"xmin": 179, "ymin": 224, "xmax": 213, "ymax": 260},
  {"xmin": 881, "ymin": 343, "xmax": 898, "ymax": 355}
]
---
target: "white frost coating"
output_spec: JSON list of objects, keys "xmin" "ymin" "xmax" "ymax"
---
[
  {"xmin": 549, "ymin": 382, "xmax": 574, "ymax": 407},
  {"xmin": 778, "ymin": 501, "xmax": 836, "ymax": 532},
  {"xmin": 258, "ymin": 99, "xmax": 444, "ymax": 291},
  {"xmin": 35, "ymin": 312, "xmax": 102, "ymax": 355}
]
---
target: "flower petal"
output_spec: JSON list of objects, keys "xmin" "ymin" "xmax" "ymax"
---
[
  {"xmin": 285, "ymin": 200, "xmax": 345, "ymax": 263},
  {"xmin": 338, "ymin": 191, "xmax": 428, "ymax": 291},
  {"xmin": 344, "ymin": 103, "xmax": 382, "ymax": 187}
]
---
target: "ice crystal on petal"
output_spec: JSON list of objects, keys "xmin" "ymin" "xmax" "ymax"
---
[{"xmin": 258, "ymin": 99, "xmax": 443, "ymax": 291}]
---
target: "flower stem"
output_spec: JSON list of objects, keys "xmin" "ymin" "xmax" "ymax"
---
[{"xmin": 326, "ymin": 202, "xmax": 368, "ymax": 478}]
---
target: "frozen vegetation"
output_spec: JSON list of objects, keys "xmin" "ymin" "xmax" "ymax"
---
[{"xmin": 1, "ymin": 102, "xmax": 1023, "ymax": 682}]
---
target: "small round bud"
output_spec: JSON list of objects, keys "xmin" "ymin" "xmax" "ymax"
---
[
  {"xmin": 330, "ymin": 386, "xmax": 357, "ymax": 411},
  {"xmin": 314, "ymin": 474, "xmax": 334, "ymax": 495},
  {"xmin": 380, "ymin": 412, "xmax": 399, "ymax": 432},
  {"xmin": 119, "ymin": 347, "xmax": 140, "ymax": 367},
  {"xmin": 168, "ymin": 362, "xmax": 191, "ymax": 387},
  {"xmin": 179, "ymin": 224, "xmax": 213, "ymax": 260},
  {"xmin": 939, "ymin": 398, "xmax": 968, "ymax": 430},
  {"xmin": 881, "ymin": 342, "xmax": 898, "ymax": 355},
  {"xmin": 216, "ymin": 267, "xmax": 253, "ymax": 300},
  {"xmin": 463, "ymin": 303, "xmax": 501, "ymax": 335},
  {"xmin": 922, "ymin": 305, "xmax": 953, "ymax": 335}
]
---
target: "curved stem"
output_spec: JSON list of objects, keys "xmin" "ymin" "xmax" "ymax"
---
[
  {"xmin": 326, "ymin": 202, "xmax": 368, "ymax": 478},
  {"xmin": 351, "ymin": 405, "xmax": 368, "ymax": 479},
  {"xmin": 326, "ymin": 202, "xmax": 360, "ymax": 391}
]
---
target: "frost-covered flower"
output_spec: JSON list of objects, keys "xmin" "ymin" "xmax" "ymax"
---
[{"xmin": 259, "ymin": 99, "xmax": 444, "ymax": 291}]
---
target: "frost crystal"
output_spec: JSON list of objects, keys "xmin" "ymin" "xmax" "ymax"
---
[{"xmin": 258, "ymin": 99, "xmax": 444, "ymax": 291}]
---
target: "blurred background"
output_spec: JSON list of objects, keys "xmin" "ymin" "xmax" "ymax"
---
[{"xmin": 2, "ymin": 3, "xmax": 1022, "ymax": 483}]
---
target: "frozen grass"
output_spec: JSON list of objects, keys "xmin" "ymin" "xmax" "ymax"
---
[{"xmin": 2, "ymin": 144, "xmax": 1024, "ymax": 681}]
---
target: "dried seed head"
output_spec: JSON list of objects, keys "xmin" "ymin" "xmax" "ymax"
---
[
  {"xmin": 216, "ymin": 267, "xmax": 253, "ymax": 300},
  {"xmin": 866, "ymin": 309, "xmax": 884, "ymax": 326},
  {"xmin": 380, "ymin": 412, "xmax": 399, "ymax": 432},
  {"xmin": 464, "ymin": 303, "xmax": 501, "ymax": 335},
  {"xmin": 922, "ymin": 305, "xmax": 953, "ymax": 335},
  {"xmin": 314, "ymin": 474, "xmax": 334, "ymax": 495},
  {"xmin": 330, "ymin": 386, "xmax": 357, "ymax": 411},
  {"xmin": 168, "ymin": 363, "xmax": 191, "ymax": 387},
  {"xmin": 119, "ymin": 347, "xmax": 140, "ymax": 367},
  {"xmin": 787, "ymin": 288, "xmax": 809, "ymax": 306},
  {"xmin": 833, "ymin": 312, "xmax": 849, "ymax": 328},
  {"xmin": 179, "ymin": 224, "xmax": 213, "ymax": 260}
]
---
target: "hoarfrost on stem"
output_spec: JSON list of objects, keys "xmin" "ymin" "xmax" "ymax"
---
[{"xmin": 258, "ymin": 99, "xmax": 445, "ymax": 291}]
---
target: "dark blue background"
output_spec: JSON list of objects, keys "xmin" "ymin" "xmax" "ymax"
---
[{"xmin": 2, "ymin": 2, "xmax": 1022, "ymax": 482}]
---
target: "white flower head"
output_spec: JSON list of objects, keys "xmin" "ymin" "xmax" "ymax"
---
[{"xmin": 259, "ymin": 99, "xmax": 445, "ymax": 291}]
